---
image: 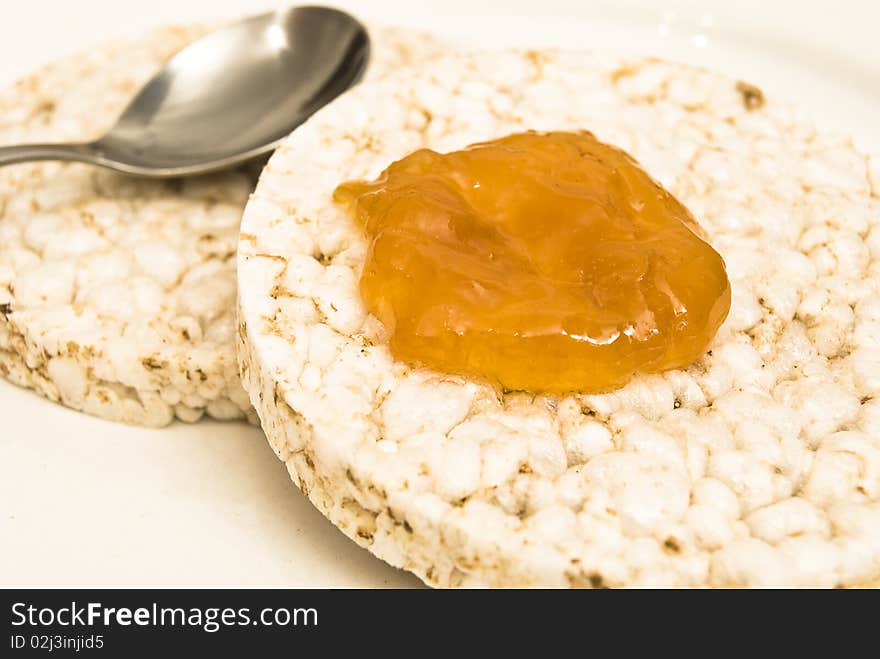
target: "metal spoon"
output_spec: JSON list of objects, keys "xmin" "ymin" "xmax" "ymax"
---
[{"xmin": 0, "ymin": 6, "xmax": 369, "ymax": 177}]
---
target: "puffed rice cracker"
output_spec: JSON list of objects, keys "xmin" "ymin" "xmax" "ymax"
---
[
  {"xmin": 0, "ymin": 23, "xmax": 448, "ymax": 426},
  {"xmin": 238, "ymin": 50, "xmax": 880, "ymax": 587}
]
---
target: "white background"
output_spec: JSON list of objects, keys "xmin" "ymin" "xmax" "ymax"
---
[{"xmin": 0, "ymin": 1, "xmax": 878, "ymax": 586}]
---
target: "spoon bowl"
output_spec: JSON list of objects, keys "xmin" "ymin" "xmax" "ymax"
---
[{"xmin": 0, "ymin": 6, "xmax": 370, "ymax": 177}]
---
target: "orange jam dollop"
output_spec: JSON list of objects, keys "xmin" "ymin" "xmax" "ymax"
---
[{"xmin": 334, "ymin": 131, "xmax": 731, "ymax": 393}]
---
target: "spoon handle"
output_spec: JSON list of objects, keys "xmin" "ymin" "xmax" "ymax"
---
[{"xmin": 0, "ymin": 142, "xmax": 100, "ymax": 168}]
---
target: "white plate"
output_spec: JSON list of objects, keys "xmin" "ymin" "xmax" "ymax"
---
[{"xmin": 1, "ymin": 0, "xmax": 878, "ymax": 587}]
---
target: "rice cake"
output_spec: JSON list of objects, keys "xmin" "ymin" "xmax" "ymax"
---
[
  {"xmin": 238, "ymin": 51, "xmax": 880, "ymax": 587},
  {"xmin": 0, "ymin": 24, "xmax": 448, "ymax": 426}
]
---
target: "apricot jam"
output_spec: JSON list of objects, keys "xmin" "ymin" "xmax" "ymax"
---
[{"xmin": 334, "ymin": 131, "xmax": 731, "ymax": 393}]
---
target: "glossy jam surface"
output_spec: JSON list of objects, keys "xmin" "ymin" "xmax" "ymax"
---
[{"xmin": 334, "ymin": 131, "xmax": 731, "ymax": 393}]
